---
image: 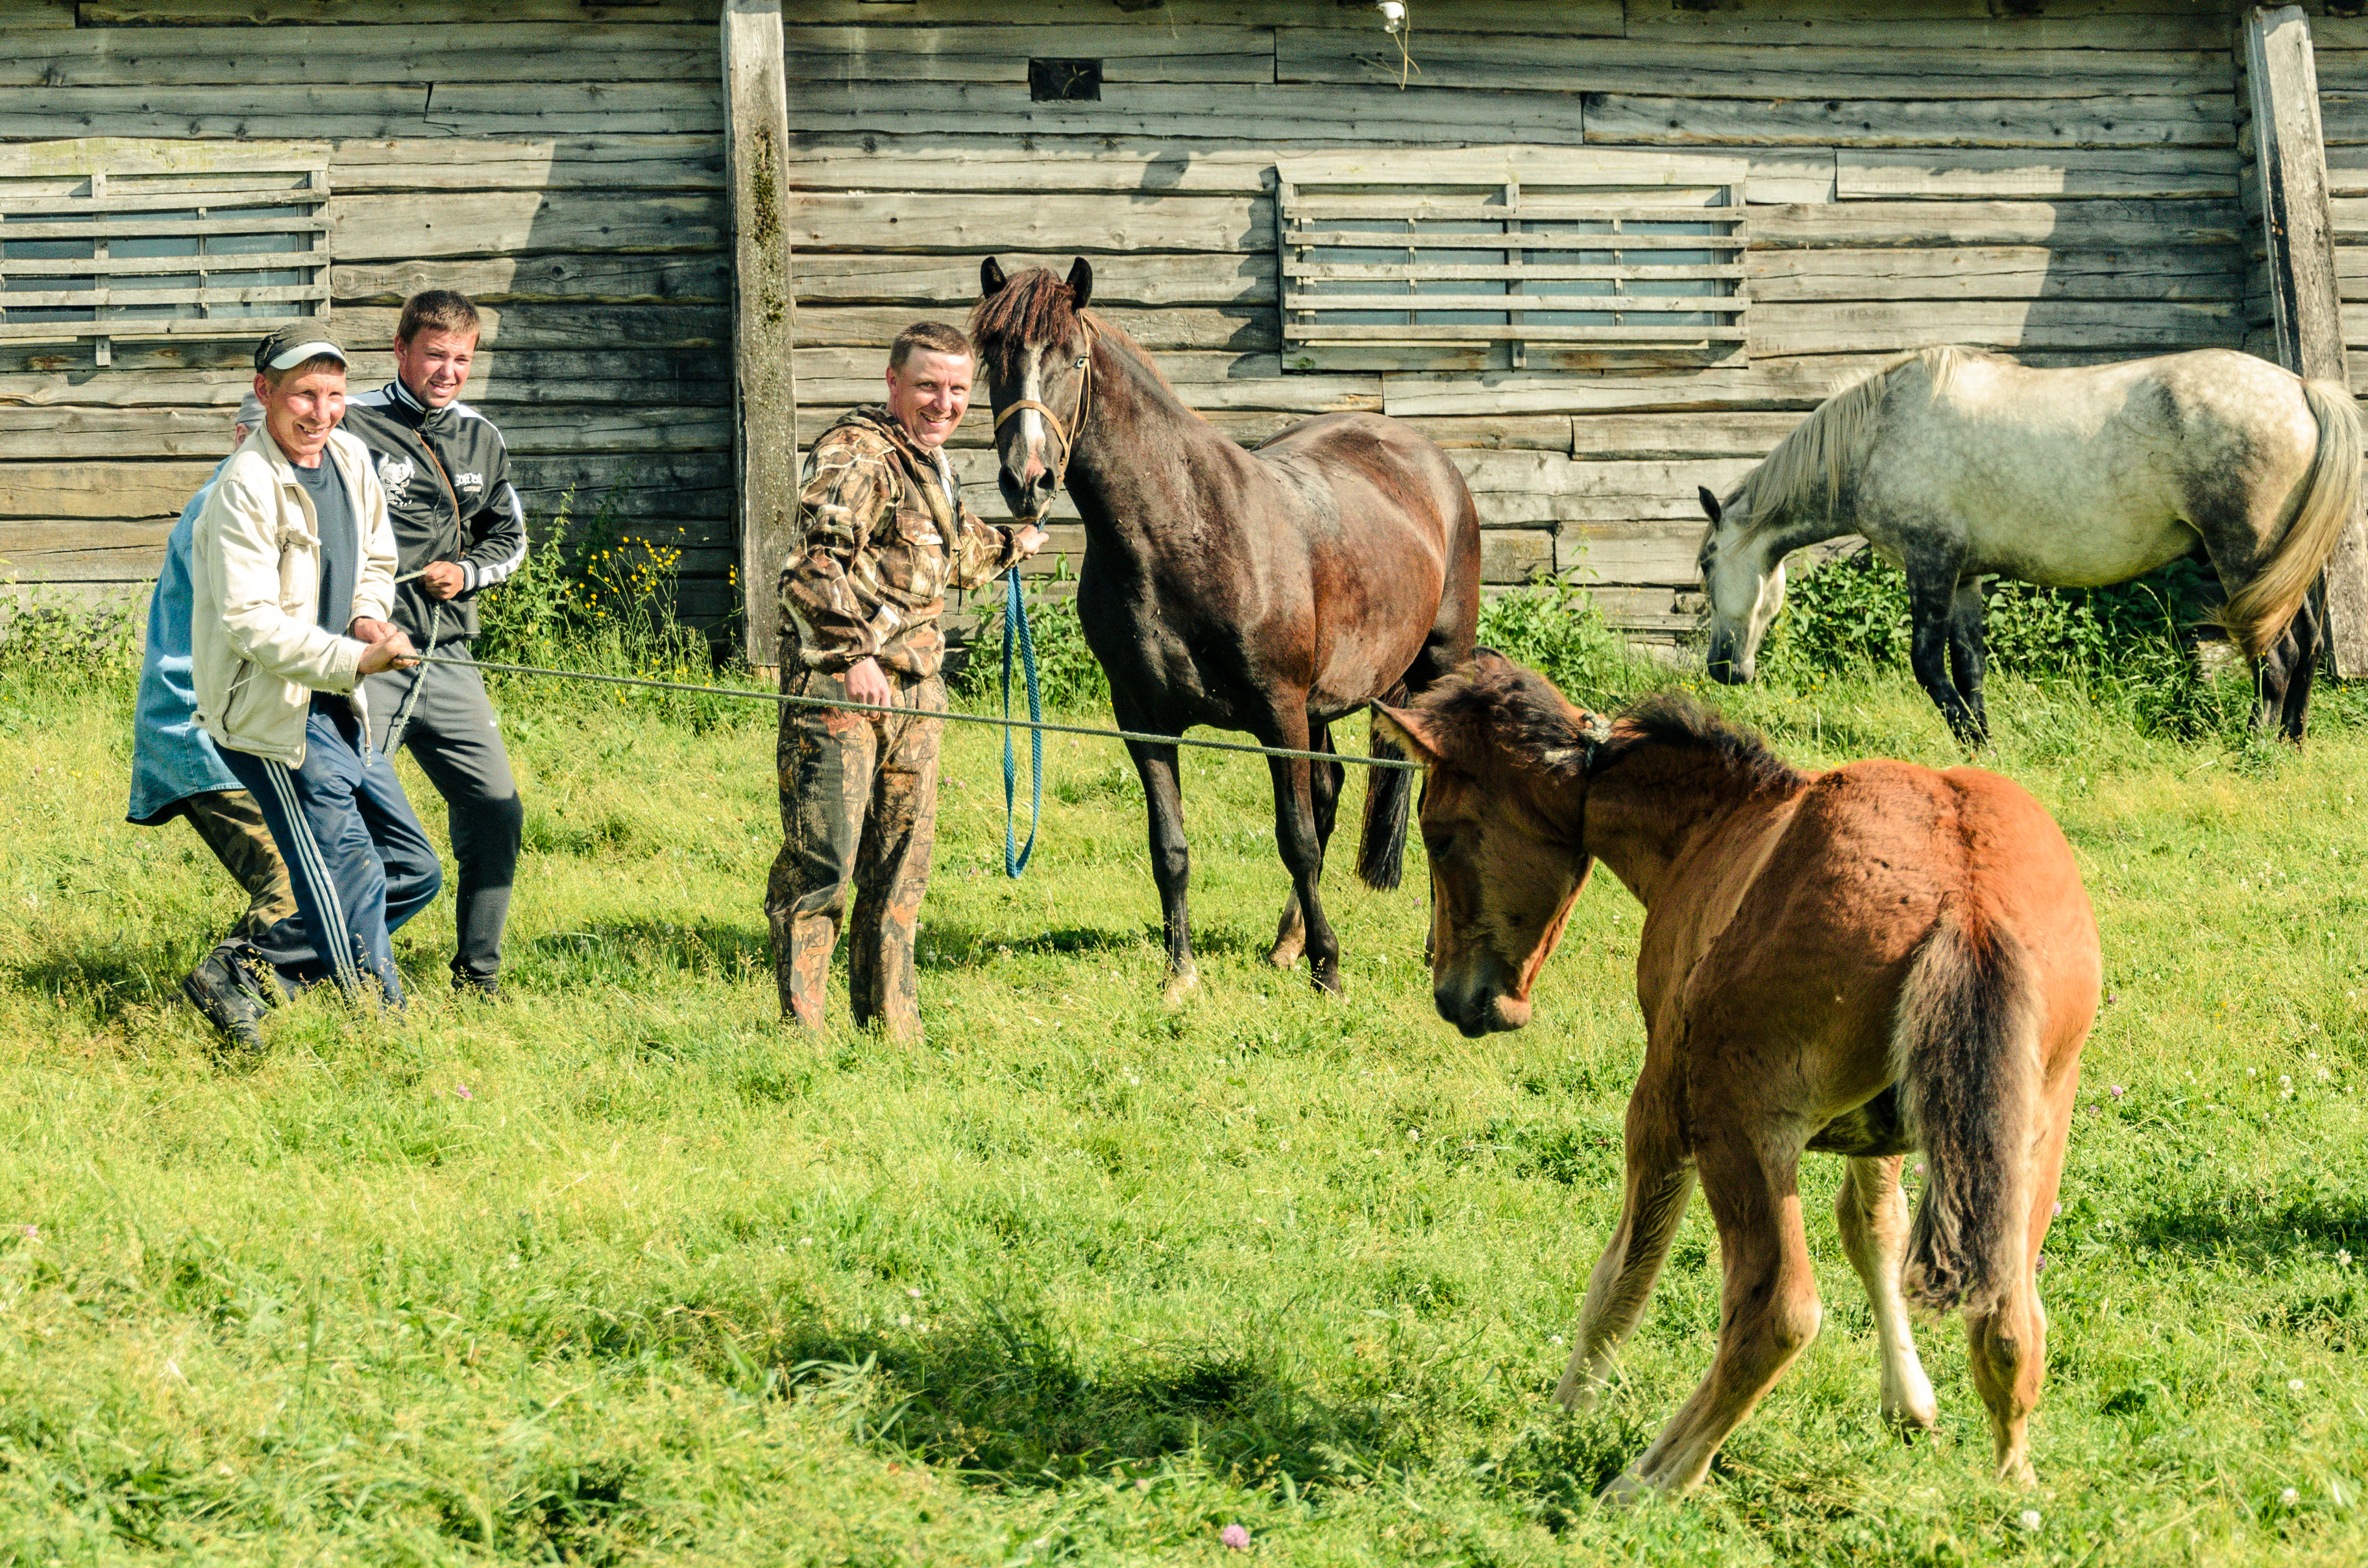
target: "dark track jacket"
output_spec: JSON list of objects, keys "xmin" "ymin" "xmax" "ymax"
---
[{"xmin": 341, "ymin": 378, "xmax": 528, "ymax": 646}]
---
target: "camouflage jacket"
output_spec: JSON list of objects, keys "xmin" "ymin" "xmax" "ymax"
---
[{"xmin": 777, "ymin": 407, "xmax": 1025, "ymax": 679}]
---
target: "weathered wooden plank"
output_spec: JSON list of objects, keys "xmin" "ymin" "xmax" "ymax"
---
[
  {"xmin": 794, "ymin": 346, "xmax": 1381, "ymax": 413},
  {"xmin": 1837, "ymin": 147, "xmax": 2243, "ymax": 200},
  {"xmin": 330, "ymin": 191, "xmax": 725, "ymax": 261},
  {"xmin": 1275, "ymin": 146, "xmax": 1748, "ymax": 187},
  {"xmin": 1750, "ymin": 247, "xmax": 2241, "ymax": 303},
  {"xmin": 1622, "ymin": 0, "xmax": 2238, "ymax": 53},
  {"xmin": 417, "ymin": 82, "xmax": 725, "ymax": 138},
  {"xmin": 3, "ymin": 86, "xmax": 430, "ymax": 140},
  {"xmin": 0, "ymin": 136, "xmax": 329, "ymax": 179},
  {"xmin": 1750, "ymin": 300, "xmax": 2242, "ymax": 357},
  {"xmin": 798, "ymin": 302, "xmax": 1275, "ymax": 355},
  {"xmin": 1, "ymin": 24, "xmax": 713, "ymax": 87},
  {"xmin": 1560, "ymin": 528, "xmax": 1705, "ymax": 586},
  {"xmin": 2249, "ymin": 6, "xmax": 2368, "ymax": 675},
  {"xmin": 792, "ymin": 190, "xmax": 1268, "ymax": 255},
  {"xmin": 780, "ymin": 1, "xmax": 1618, "ymax": 30},
  {"xmin": 0, "ymin": 1, "xmax": 71, "ymax": 27},
  {"xmin": 332, "ymin": 254, "xmax": 728, "ymax": 306},
  {"xmin": 1570, "ymin": 412, "xmax": 1800, "ymax": 461},
  {"xmin": 1278, "ymin": 31, "xmax": 2228, "ymax": 101},
  {"xmin": 726, "ymin": 0, "xmax": 796, "ymax": 668},
  {"xmin": 1587, "ymin": 94, "xmax": 2234, "ymax": 151},
  {"xmin": 1754, "ymin": 199, "xmax": 2247, "ymax": 248},
  {"xmin": 330, "ymin": 136, "xmax": 725, "ymax": 192},
  {"xmin": 81, "ymin": 0, "xmax": 718, "ymax": 21},
  {"xmin": 509, "ymin": 451, "xmax": 731, "ymax": 492},
  {"xmin": 0, "ymin": 352, "xmax": 732, "ymax": 408},
  {"xmin": 0, "ymin": 403, "xmax": 731, "ymax": 460},
  {"xmin": 782, "ymin": 25, "xmax": 1275, "ymax": 84},
  {"xmin": 796, "ymin": 251, "xmax": 1271, "ymax": 308},
  {"xmin": 785, "ymin": 137, "xmax": 1278, "ymax": 194},
  {"xmin": 782, "ymin": 82, "xmax": 1591, "ymax": 145},
  {"xmin": 1378, "ymin": 354, "xmax": 2168, "ymax": 418},
  {"xmin": 0, "ymin": 522, "xmax": 175, "ymax": 583},
  {"xmin": 0, "ymin": 464, "xmax": 212, "ymax": 520},
  {"xmin": 330, "ymin": 303, "xmax": 728, "ymax": 352}
]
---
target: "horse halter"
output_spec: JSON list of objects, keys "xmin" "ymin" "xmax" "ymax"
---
[{"xmin": 990, "ymin": 328, "xmax": 1095, "ymax": 522}]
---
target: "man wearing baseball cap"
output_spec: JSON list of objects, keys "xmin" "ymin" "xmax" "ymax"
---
[{"xmin": 189, "ymin": 325, "xmax": 443, "ymax": 1009}]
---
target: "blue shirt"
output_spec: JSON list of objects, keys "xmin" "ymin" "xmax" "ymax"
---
[{"xmin": 127, "ymin": 468, "xmax": 241, "ymax": 825}]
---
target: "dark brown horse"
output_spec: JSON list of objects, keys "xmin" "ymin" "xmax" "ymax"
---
[
  {"xmin": 971, "ymin": 258, "xmax": 1481, "ymax": 995},
  {"xmin": 1378, "ymin": 658, "xmax": 2098, "ymax": 1499}
]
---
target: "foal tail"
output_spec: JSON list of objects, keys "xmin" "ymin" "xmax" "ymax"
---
[
  {"xmin": 1358, "ymin": 703, "xmax": 1414, "ymax": 891},
  {"xmin": 2223, "ymin": 378, "xmax": 2363, "ymax": 660},
  {"xmin": 1896, "ymin": 901, "xmax": 2045, "ymax": 1318}
]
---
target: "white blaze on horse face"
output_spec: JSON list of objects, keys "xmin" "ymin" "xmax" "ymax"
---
[{"xmin": 1703, "ymin": 512, "xmax": 1785, "ymax": 682}]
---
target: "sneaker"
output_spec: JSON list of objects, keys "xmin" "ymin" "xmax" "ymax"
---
[{"xmin": 182, "ymin": 950, "xmax": 267, "ymax": 1052}]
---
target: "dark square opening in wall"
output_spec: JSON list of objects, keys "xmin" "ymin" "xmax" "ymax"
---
[{"xmin": 1030, "ymin": 58, "xmax": 1103, "ymax": 102}]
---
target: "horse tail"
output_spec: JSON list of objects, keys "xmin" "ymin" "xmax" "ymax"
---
[
  {"xmin": 1896, "ymin": 899, "xmax": 2045, "ymax": 1318},
  {"xmin": 1358, "ymin": 695, "xmax": 1415, "ymax": 891},
  {"xmin": 2222, "ymin": 377, "xmax": 2363, "ymax": 660}
]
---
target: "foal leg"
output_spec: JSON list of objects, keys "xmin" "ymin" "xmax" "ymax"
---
[
  {"xmin": 1268, "ymin": 721, "xmax": 1342, "ymax": 971},
  {"xmin": 2274, "ymin": 587, "xmax": 2323, "ymax": 743},
  {"xmin": 1557, "ymin": 1070, "xmax": 1695, "ymax": 1408},
  {"xmin": 1906, "ymin": 555, "xmax": 1985, "ymax": 745},
  {"xmin": 1946, "ymin": 578, "xmax": 1991, "ymax": 743},
  {"xmin": 1968, "ymin": 1059, "xmax": 2079, "ymax": 1486},
  {"xmin": 1119, "ymin": 733, "xmax": 1198, "ymax": 1000},
  {"xmin": 1835, "ymin": 1154, "xmax": 1938, "ymax": 1433},
  {"xmin": 1260, "ymin": 708, "xmax": 1341, "ymax": 994},
  {"xmin": 1607, "ymin": 1128, "xmax": 1822, "ymax": 1501}
]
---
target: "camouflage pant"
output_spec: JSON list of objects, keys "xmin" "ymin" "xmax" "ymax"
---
[
  {"xmin": 178, "ymin": 788, "xmax": 299, "ymax": 946},
  {"xmin": 765, "ymin": 668, "xmax": 944, "ymax": 1035}
]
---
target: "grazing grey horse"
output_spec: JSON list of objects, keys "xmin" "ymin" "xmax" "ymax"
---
[{"xmin": 1697, "ymin": 346, "xmax": 2363, "ymax": 742}]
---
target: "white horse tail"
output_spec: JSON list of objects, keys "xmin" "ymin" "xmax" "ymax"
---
[{"xmin": 2223, "ymin": 378, "xmax": 2363, "ymax": 660}]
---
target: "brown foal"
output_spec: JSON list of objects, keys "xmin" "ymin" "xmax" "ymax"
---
[{"xmin": 1377, "ymin": 658, "xmax": 2099, "ymax": 1499}]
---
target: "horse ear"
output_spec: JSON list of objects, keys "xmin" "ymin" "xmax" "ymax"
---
[
  {"xmin": 1066, "ymin": 256, "xmax": 1094, "ymax": 310},
  {"xmin": 1373, "ymin": 703, "xmax": 1443, "ymax": 767},
  {"xmin": 981, "ymin": 256, "xmax": 1008, "ymax": 298},
  {"xmin": 1698, "ymin": 486, "xmax": 1723, "ymax": 525}
]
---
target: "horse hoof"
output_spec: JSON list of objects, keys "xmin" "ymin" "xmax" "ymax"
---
[
  {"xmin": 1596, "ymin": 1467, "xmax": 1656, "ymax": 1508},
  {"xmin": 1265, "ymin": 939, "xmax": 1304, "ymax": 970},
  {"xmin": 1310, "ymin": 965, "xmax": 1342, "ymax": 996},
  {"xmin": 1163, "ymin": 970, "xmax": 1201, "ymax": 1006}
]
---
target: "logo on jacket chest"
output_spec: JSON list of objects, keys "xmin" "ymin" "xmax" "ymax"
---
[
  {"xmin": 454, "ymin": 472, "xmax": 484, "ymax": 492},
  {"xmin": 376, "ymin": 454, "xmax": 415, "ymax": 492}
]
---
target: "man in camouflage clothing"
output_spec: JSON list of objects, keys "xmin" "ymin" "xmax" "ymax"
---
[{"xmin": 769, "ymin": 321, "xmax": 1049, "ymax": 1035}]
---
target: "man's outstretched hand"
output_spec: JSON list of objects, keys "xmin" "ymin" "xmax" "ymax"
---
[{"xmin": 352, "ymin": 618, "xmax": 420, "ymax": 675}]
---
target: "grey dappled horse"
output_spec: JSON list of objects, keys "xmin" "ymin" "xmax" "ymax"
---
[{"xmin": 1698, "ymin": 347, "xmax": 2363, "ymax": 743}]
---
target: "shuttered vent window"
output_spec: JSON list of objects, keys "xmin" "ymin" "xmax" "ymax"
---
[
  {"xmin": 1275, "ymin": 151, "xmax": 1748, "ymax": 374},
  {"xmin": 1, "ymin": 151, "xmax": 330, "ymax": 364}
]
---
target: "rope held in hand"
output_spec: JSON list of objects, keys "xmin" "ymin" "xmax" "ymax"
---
[
  {"xmin": 404, "ymin": 653, "xmax": 1422, "ymax": 772},
  {"xmin": 1001, "ymin": 568, "xmax": 1043, "ymax": 877}
]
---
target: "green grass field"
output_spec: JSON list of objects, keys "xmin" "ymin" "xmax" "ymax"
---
[{"xmin": 3, "ymin": 648, "xmax": 2365, "ymax": 1566}]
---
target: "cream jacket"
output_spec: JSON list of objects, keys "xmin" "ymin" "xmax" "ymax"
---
[{"xmin": 191, "ymin": 425, "xmax": 397, "ymax": 767}]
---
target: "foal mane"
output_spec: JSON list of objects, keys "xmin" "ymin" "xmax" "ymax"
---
[
  {"xmin": 1417, "ymin": 660, "xmax": 1801, "ymax": 797},
  {"xmin": 966, "ymin": 267, "xmax": 1188, "ymax": 405},
  {"xmin": 1733, "ymin": 344, "xmax": 1991, "ymax": 531}
]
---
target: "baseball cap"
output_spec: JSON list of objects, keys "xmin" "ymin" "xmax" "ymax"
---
[{"xmin": 252, "ymin": 324, "xmax": 347, "ymax": 373}]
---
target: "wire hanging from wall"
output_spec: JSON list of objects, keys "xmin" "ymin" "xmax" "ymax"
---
[{"xmin": 1375, "ymin": 2, "xmax": 1419, "ymax": 89}]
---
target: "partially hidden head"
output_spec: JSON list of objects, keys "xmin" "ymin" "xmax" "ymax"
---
[
  {"xmin": 250, "ymin": 325, "xmax": 348, "ymax": 466},
  {"xmin": 393, "ymin": 289, "xmax": 482, "ymax": 410},
  {"xmin": 1697, "ymin": 483, "xmax": 1788, "ymax": 685},
  {"xmin": 971, "ymin": 256, "xmax": 1096, "ymax": 520},
  {"xmin": 1374, "ymin": 654, "xmax": 1610, "ymax": 1038}
]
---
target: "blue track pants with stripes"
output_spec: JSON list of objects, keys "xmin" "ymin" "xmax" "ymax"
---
[{"xmin": 219, "ymin": 703, "xmax": 443, "ymax": 1006}]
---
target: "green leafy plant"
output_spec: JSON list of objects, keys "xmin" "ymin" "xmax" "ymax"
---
[
  {"xmin": 954, "ymin": 585, "xmax": 1112, "ymax": 713},
  {"xmin": 1475, "ymin": 570, "xmax": 1643, "ymax": 710}
]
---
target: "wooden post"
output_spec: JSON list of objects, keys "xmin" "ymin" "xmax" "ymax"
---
[
  {"xmin": 723, "ymin": 0, "xmax": 796, "ymax": 673},
  {"xmin": 2245, "ymin": 5, "xmax": 2368, "ymax": 675}
]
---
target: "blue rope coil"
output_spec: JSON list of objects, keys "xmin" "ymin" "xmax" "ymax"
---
[{"xmin": 1001, "ymin": 567, "xmax": 1044, "ymax": 877}]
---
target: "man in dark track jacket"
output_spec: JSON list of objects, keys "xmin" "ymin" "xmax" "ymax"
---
[{"xmin": 341, "ymin": 289, "xmax": 528, "ymax": 998}]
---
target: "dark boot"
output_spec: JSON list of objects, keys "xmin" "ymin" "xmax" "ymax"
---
[{"xmin": 182, "ymin": 948, "xmax": 267, "ymax": 1052}]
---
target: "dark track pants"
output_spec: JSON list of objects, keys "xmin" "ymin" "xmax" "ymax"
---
[
  {"xmin": 219, "ymin": 705, "xmax": 443, "ymax": 1006},
  {"xmin": 365, "ymin": 644, "xmax": 524, "ymax": 988}
]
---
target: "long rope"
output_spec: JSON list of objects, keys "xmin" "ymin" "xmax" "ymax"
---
[
  {"xmin": 1001, "ymin": 569, "xmax": 1044, "ymax": 876},
  {"xmin": 408, "ymin": 653, "xmax": 1422, "ymax": 771}
]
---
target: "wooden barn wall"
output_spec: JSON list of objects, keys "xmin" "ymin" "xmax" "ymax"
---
[
  {"xmin": 785, "ymin": 0, "xmax": 2265, "ymax": 635},
  {"xmin": 0, "ymin": 0, "xmax": 736, "ymax": 622}
]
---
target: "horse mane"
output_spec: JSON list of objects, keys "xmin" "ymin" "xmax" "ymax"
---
[
  {"xmin": 1733, "ymin": 344, "xmax": 1994, "ymax": 529},
  {"xmin": 966, "ymin": 266, "xmax": 1188, "ymax": 405},
  {"xmin": 1593, "ymin": 691, "xmax": 1803, "ymax": 796}
]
